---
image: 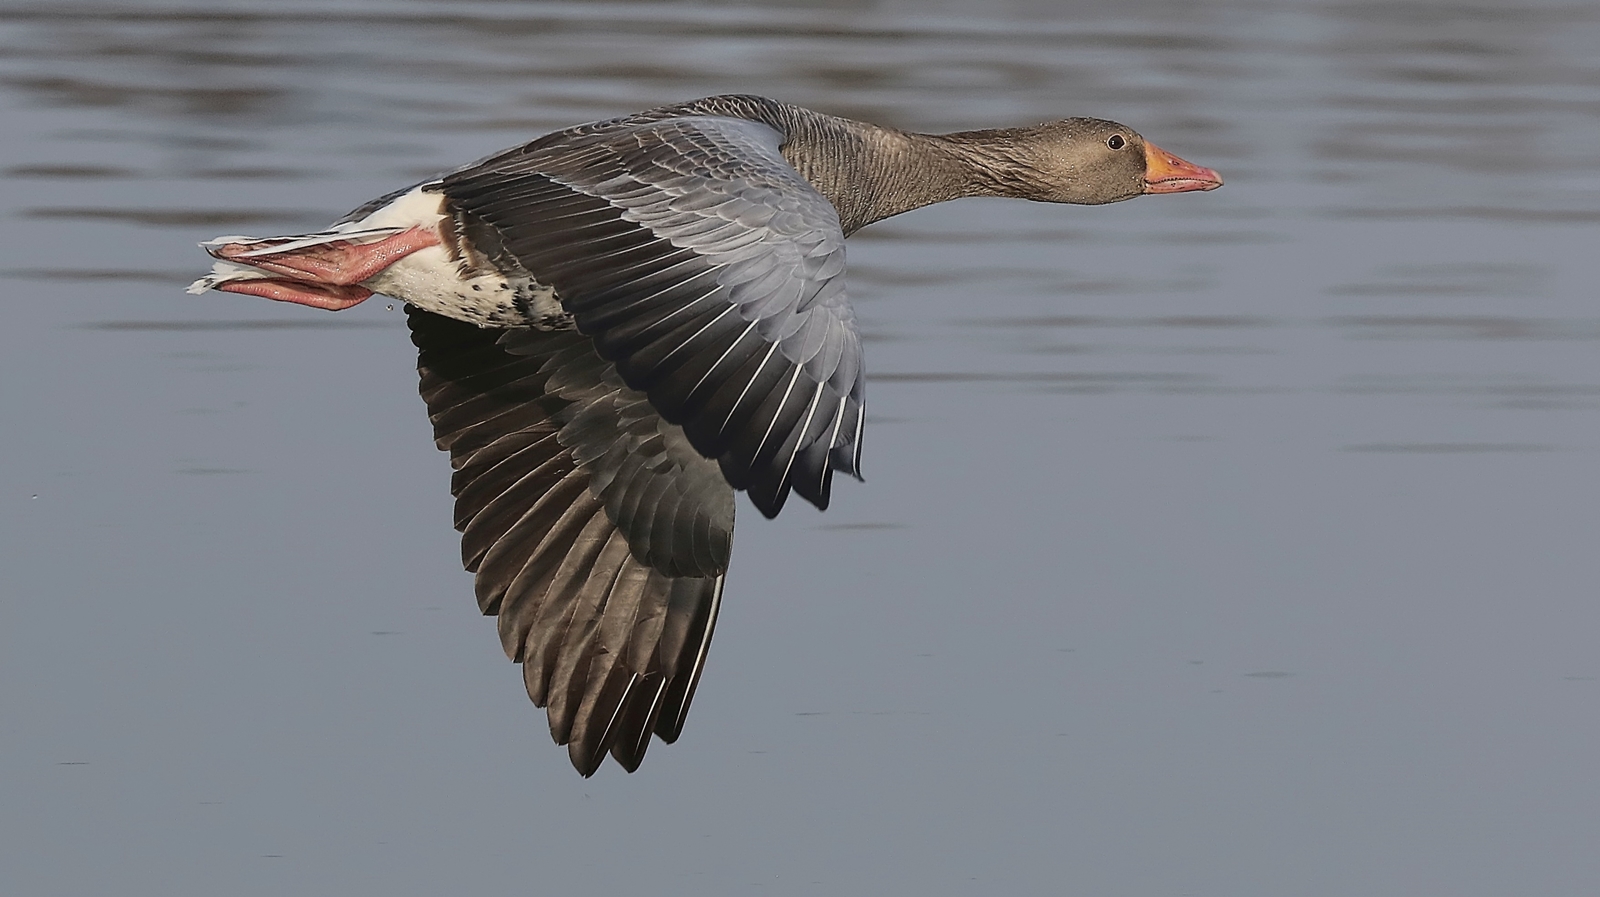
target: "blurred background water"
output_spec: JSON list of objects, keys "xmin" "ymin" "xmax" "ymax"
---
[{"xmin": 2, "ymin": 1, "xmax": 1597, "ymax": 894}]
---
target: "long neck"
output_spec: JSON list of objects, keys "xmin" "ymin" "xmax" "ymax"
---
[
  {"xmin": 660, "ymin": 96, "xmax": 1036, "ymax": 235},
  {"xmin": 779, "ymin": 114, "xmax": 1031, "ymax": 235}
]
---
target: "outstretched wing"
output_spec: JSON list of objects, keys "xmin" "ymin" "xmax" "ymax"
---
[
  {"xmin": 410, "ymin": 308, "xmax": 732, "ymax": 776},
  {"xmin": 437, "ymin": 114, "xmax": 864, "ymax": 518}
]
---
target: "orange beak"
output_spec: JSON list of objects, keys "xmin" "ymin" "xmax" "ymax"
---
[{"xmin": 1142, "ymin": 142, "xmax": 1223, "ymax": 194}]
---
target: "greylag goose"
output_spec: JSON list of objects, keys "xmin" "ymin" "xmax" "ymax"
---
[{"xmin": 190, "ymin": 95, "xmax": 1221, "ymax": 776}]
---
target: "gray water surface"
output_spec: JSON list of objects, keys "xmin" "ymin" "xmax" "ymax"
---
[{"xmin": 3, "ymin": 1, "xmax": 1598, "ymax": 895}]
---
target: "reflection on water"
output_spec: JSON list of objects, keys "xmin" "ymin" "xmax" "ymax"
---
[
  {"xmin": 2, "ymin": 1, "xmax": 1598, "ymax": 896},
  {"xmin": 1331, "ymin": 315, "xmax": 1600, "ymax": 341},
  {"xmin": 1326, "ymin": 261, "xmax": 1545, "ymax": 296},
  {"xmin": 968, "ymin": 314, "xmax": 1274, "ymax": 328},
  {"xmin": 1341, "ymin": 442, "xmax": 1556, "ymax": 454},
  {"xmin": 23, "ymin": 207, "xmax": 316, "ymax": 227}
]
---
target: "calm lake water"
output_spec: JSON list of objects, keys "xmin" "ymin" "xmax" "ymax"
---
[{"xmin": 3, "ymin": 1, "xmax": 1598, "ymax": 894}]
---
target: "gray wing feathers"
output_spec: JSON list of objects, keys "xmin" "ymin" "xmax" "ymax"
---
[
  {"xmin": 411, "ymin": 309, "xmax": 729, "ymax": 775},
  {"xmin": 439, "ymin": 115, "xmax": 865, "ymax": 518},
  {"xmin": 508, "ymin": 330, "xmax": 735, "ymax": 577}
]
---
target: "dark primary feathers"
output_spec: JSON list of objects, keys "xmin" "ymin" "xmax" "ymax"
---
[
  {"xmin": 420, "ymin": 109, "xmax": 876, "ymax": 774},
  {"xmin": 411, "ymin": 309, "xmax": 727, "ymax": 775}
]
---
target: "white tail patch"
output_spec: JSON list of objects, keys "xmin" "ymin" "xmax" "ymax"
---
[{"xmin": 187, "ymin": 260, "xmax": 274, "ymax": 295}]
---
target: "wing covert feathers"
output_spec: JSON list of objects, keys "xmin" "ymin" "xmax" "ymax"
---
[
  {"xmin": 411, "ymin": 308, "xmax": 729, "ymax": 775},
  {"xmin": 437, "ymin": 114, "xmax": 866, "ymax": 518},
  {"xmin": 405, "ymin": 109, "xmax": 880, "ymax": 774}
]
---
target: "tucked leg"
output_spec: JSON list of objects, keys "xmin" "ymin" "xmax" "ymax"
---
[
  {"xmin": 213, "ymin": 279, "xmax": 375, "ymax": 310},
  {"xmin": 205, "ymin": 226, "xmax": 442, "ymax": 310},
  {"xmin": 208, "ymin": 226, "xmax": 441, "ymax": 284}
]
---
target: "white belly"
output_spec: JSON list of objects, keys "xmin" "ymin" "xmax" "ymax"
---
[{"xmin": 356, "ymin": 185, "xmax": 572, "ymax": 329}]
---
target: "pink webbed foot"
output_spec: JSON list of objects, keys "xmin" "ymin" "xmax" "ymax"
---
[
  {"xmin": 214, "ymin": 279, "xmax": 375, "ymax": 310},
  {"xmin": 205, "ymin": 226, "xmax": 441, "ymax": 310}
]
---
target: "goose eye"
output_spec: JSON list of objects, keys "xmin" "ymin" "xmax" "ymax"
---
[{"xmin": 1107, "ymin": 134, "xmax": 1126, "ymax": 150}]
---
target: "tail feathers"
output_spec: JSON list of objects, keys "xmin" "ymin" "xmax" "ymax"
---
[{"xmin": 187, "ymin": 260, "xmax": 272, "ymax": 295}]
